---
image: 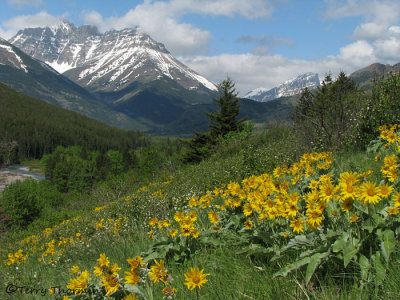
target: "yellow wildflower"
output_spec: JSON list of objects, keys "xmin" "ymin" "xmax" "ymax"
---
[{"xmin": 184, "ymin": 267, "xmax": 210, "ymax": 290}]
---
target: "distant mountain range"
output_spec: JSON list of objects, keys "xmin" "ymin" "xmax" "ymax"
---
[
  {"xmin": 1, "ymin": 20, "xmax": 399, "ymax": 136},
  {"xmin": 0, "ymin": 37, "xmax": 144, "ymax": 131},
  {"xmin": 10, "ymin": 20, "xmax": 217, "ymax": 111},
  {"xmin": 245, "ymin": 73, "xmax": 320, "ymax": 102},
  {"xmin": 1, "ymin": 20, "xmax": 296, "ymax": 135},
  {"xmin": 349, "ymin": 62, "xmax": 400, "ymax": 89}
]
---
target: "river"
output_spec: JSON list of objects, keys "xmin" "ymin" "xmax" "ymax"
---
[{"xmin": 0, "ymin": 165, "xmax": 45, "ymax": 193}]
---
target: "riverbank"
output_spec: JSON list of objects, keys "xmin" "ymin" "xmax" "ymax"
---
[{"xmin": 0, "ymin": 165, "xmax": 45, "ymax": 193}]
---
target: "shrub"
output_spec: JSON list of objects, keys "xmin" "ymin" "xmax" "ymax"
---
[
  {"xmin": 1, "ymin": 179, "xmax": 65, "ymax": 229},
  {"xmin": 293, "ymin": 72, "xmax": 364, "ymax": 151},
  {"xmin": 1, "ymin": 179, "xmax": 43, "ymax": 229},
  {"xmin": 359, "ymin": 72, "xmax": 400, "ymax": 147}
]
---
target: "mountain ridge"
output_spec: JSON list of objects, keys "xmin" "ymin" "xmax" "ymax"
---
[
  {"xmin": 10, "ymin": 20, "xmax": 217, "ymax": 97},
  {"xmin": 0, "ymin": 38, "xmax": 147, "ymax": 131},
  {"xmin": 244, "ymin": 72, "xmax": 320, "ymax": 102}
]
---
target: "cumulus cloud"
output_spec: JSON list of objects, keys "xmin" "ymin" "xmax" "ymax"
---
[
  {"xmin": 325, "ymin": 0, "xmax": 400, "ymax": 24},
  {"xmin": 180, "ymin": 39, "xmax": 381, "ymax": 96},
  {"xmin": 1, "ymin": 0, "xmax": 399, "ymax": 95},
  {"xmin": 353, "ymin": 22, "xmax": 386, "ymax": 40},
  {"xmin": 82, "ymin": 0, "xmax": 276, "ymax": 55},
  {"xmin": 0, "ymin": 11, "xmax": 64, "ymax": 39},
  {"xmin": 319, "ymin": 1, "xmax": 400, "ymax": 76}
]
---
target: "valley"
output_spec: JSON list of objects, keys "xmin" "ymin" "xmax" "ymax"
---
[{"xmin": 1, "ymin": 5, "xmax": 400, "ymax": 299}]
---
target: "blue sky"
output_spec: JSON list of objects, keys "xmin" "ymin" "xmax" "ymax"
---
[{"xmin": 1, "ymin": 0, "xmax": 400, "ymax": 94}]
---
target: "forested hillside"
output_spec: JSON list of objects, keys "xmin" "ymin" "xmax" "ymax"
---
[{"xmin": 0, "ymin": 83, "xmax": 145, "ymax": 165}]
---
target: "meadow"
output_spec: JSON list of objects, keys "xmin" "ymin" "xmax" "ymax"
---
[
  {"xmin": 2, "ymin": 73, "xmax": 400, "ymax": 299},
  {"xmin": 1, "ymin": 122, "xmax": 400, "ymax": 300}
]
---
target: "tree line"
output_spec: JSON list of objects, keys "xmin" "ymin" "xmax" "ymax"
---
[
  {"xmin": 293, "ymin": 71, "xmax": 400, "ymax": 151},
  {"xmin": 0, "ymin": 82, "xmax": 145, "ymax": 166}
]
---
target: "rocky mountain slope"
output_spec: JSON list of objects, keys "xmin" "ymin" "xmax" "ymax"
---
[
  {"xmin": 350, "ymin": 63, "xmax": 400, "ymax": 89},
  {"xmin": 10, "ymin": 20, "xmax": 216, "ymax": 101},
  {"xmin": 244, "ymin": 73, "xmax": 320, "ymax": 102},
  {"xmin": 0, "ymin": 38, "xmax": 145, "ymax": 131}
]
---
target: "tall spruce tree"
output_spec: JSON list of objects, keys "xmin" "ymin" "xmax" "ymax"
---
[
  {"xmin": 182, "ymin": 77, "xmax": 245, "ymax": 163},
  {"xmin": 207, "ymin": 77, "xmax": 246, "ymax": 139}
]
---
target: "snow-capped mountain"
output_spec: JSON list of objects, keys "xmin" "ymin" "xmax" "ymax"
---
[
  {"xmin": 0, "ymin": 38, "xmax": 144, "ymax": 131},
  {"xmin": 9, "ymin": 20, "xmax": 217, "ymax": 95},
  {"xmin": 245, "ymin": 73, "xmax": 320, "ymax": 102}
]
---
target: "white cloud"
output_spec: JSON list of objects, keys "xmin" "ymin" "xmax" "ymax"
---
[
  {"xmin": 0, "ymin": 11, "xmax": 64, "ymax": 39},
  {"xmin": 353, "ymin": 22, "xmax": 386, "ymax": 40},
  {"xmin": 181, "ymin": 0, "xmax": 274, "ymax": 19},
  {"xmin": 320, "ymin": 0, "xmax": 400, "ymax": 75},
  {"xmin": 325, "ymin": 0, "xmax": 400, "ymax": 24},
  {"xmin": 180, "ymin": 39, "xmax": 381, "ymax": 96},
  {"xmin": 82, "ymin": 0, "xmax": 276, "ymax": 55},
  {"xmin": 1, "ymin": 0, "xmax": 398, "ymax": 95},
  {"xmin": 373, "ymin": 37, "xmax": 400, "ymax": 61},
  {"xmin": 7, "ymin": 0, "xmax": 43, "ymax": 7}
]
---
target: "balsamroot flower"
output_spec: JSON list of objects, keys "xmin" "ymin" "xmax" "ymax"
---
[{"xmin": 184, "ymin": 267, "xmax": 210, "ymax": 290}]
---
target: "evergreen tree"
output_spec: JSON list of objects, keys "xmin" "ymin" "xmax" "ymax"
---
[
  {"xmin": 183, "ymin": 77, "xmax": 245, "ymax": 163},
  {"xmin": 182, "ymin": 132, "xmax": 212, "ymax": 163},
  {"xmin": 207, "ymin": 77, "xmax": 246, "ymax": 139}
]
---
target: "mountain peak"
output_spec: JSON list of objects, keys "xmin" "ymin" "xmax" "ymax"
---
[
  {"xmin": 245, "ymin": 72, "xmax": 320, "ymax": 102},
  {"xmin": 49, "ymin": 18, "xmax": 75, "ymax": 34},
  {"xmin": 9, "ymin": 19, "xmax": 216, "ymax": 95}
]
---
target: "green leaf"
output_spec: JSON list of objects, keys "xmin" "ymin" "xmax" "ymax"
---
[
  {"xmin": 380, "ymin": 229, "xmax": 396, "ymax": 263},
  {"xmin": 286, "ymin": 234, "xmax": 314, "ymax": 249},
  {"xmin": 359, "ymin": 255, "xmax": 370, "ymax": 282},
  {"xmin": 332, "ymin": 234, "xmax": 360, "ymax": 267},
  {"xmin": 273, "ymin": 257, "xmax": 311, "ymax": 278},
  {"xmin": 361, "ymin": 218, "xmax": 376, "ymax": 233},
  {"xmin": 374, "ymin": 252, "xmax": 386, "ymax": 286},
  {"xmin": 343, "ymin": 239, "xmax": 360, "ymax": 267},
  {"xmin": 372, "ymin": 213, "xmax": 385, "ymax": 227},
  {"xmin": 305, "ymin": 251, "xmax": 331, "ymax": 285},
  {"xmin": 142, "ymin": 251, "xmax": 160, "ymax": 262},
  {"xmin": 125, "ymin": 284, "xmax": 146, "ymax": 299},
  {"xmin": 332, "ymin": 234, "xmax": 348, "ymax": 253}
]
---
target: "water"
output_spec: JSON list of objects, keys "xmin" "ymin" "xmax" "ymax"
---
[{"xmin": 0, "ymin": 165, "xmax": 45, "ymax": 193}]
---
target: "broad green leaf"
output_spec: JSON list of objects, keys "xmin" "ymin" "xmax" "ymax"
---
[
  {"xmin": 286, "ymin": 235, "xmax": 314, "ymax": 249},
  {"xmin": 326, "ymin": 229, "xmax": 341, "ymax": 239},
  {"xmin": 361, "ymin": 218, "xmax": 376, "ymax": 233},
  {"xmin": 372, "ymin": 214, "xmax": 385, "ymax": 227},
  {"xmin": 199, "ymin": 236, "xmax": 222, "ymax": 247},
  {"xmin": 273, "ymin": 257, "xmax": 311, "ymax": 278},
  {"xmin": 142, "ymin": 251, "xmax": 160, "ymax": 262},
  {"xmin": 305, "ymin": 251, "xmax": 331, "ymax": 285},
  {"xmin": 343, "ymin": 238, "xmax": 360, "ymax": 267},
  {"xmin": 299, "ymin": 249, "xmax": 317, "ymax": 259},
  {"xmin": 374, "ymin": 252, "xmax": 386, "ymax": 286},
  {"xmin": 125, "ymin": 284, "xmax": 146, "ymax": 299},
  {"xmin": 359, "ymin": 255, "xmax": 370, "ymax": 282},
  {"xmin": 380, "ymin": 229, "xmax": 396, "ymax": 263},
  {"xmin": 332, "ymin": 233, "xmax": 349, "ymax": 253}
]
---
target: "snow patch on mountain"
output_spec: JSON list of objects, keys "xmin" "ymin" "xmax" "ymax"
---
[
  {"xmin": 48, "ymin": 61, "xmax": 74, "ymax": 73},
  {"xmin": 9, "ymin": 21, "xmax": 217, "ymax": 92},
  {"xmin": 0, "ymin": 43, "xmax": 28, "ymax": 73},
  {"xmin": 245, "ymin": 73, "xmax": 320, "ymax": 102}
]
